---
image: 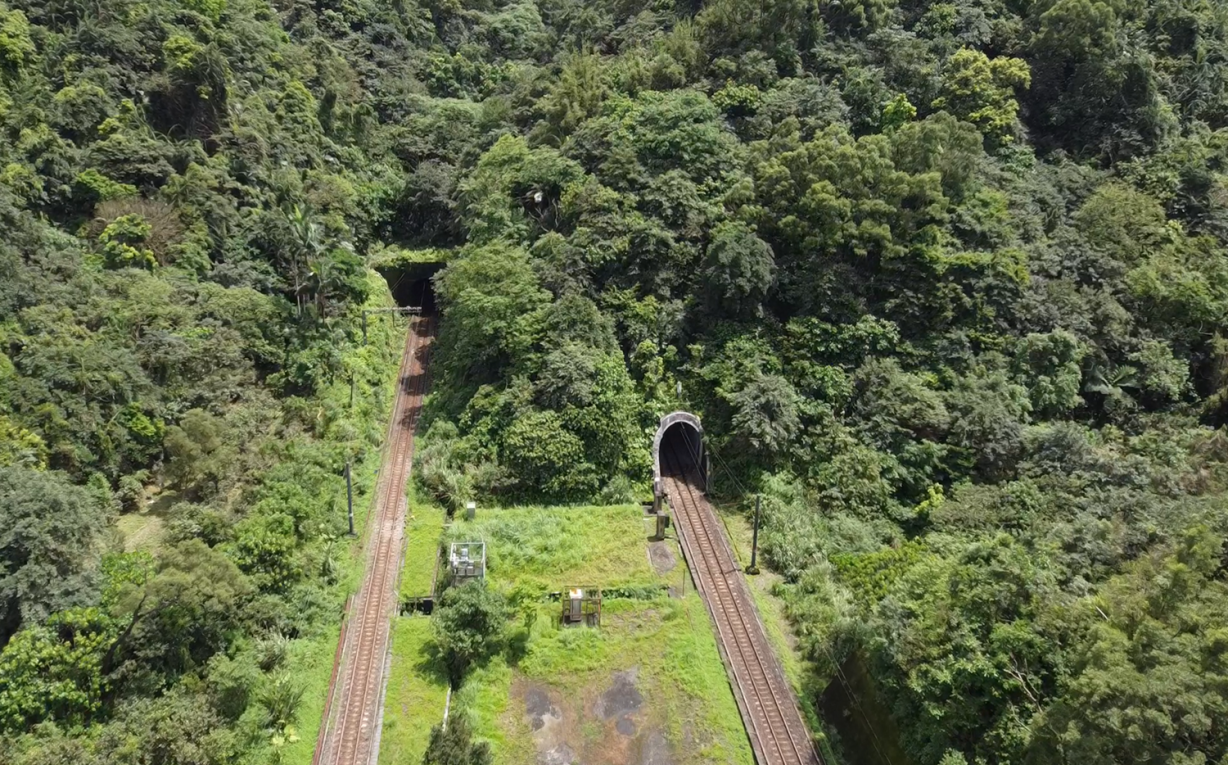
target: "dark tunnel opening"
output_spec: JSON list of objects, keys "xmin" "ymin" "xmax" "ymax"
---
[
  {"xmin": 661, "ymin": 421, "xmax": 705, "ymax": 480},
  {"xmin": 377, "ymin": 262, "xmax": 442, "ymax": 313}
]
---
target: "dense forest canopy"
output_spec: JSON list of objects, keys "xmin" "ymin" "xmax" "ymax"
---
[{"xmin": 1, "ymin": 0, "xmax": 1228, "ymax": 762}]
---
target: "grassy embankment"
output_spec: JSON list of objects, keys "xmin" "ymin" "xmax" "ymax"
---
[
  {"xmin": 717, "ymin": 504, "xmax": 899, "ymax": 765},
  {"xmin": 281, "ymin": 272, "xmax": 408, "ymax": 765},
  {"xmin": 379, "ymin": 484, "xmax": 449, "ymax": 765},
  {"xmin": 381, "ymin": 503, "xmax": 754, "ymax": 765}
]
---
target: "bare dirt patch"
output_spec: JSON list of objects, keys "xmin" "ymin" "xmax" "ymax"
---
[
  {"xmin": 595, "ymin": 668, "xmax": 644, "ymax": 726},
  {"xmin": 517, "ymin": 679, "xmax": 578, "ymax": 765},
  {"xmin": 517, "ymin": 669, "xmax": 675, "ymax": 765},
  {"xmin": 638, "ymin": 728, "xmax": 671, "ymax": 765},
  {"xmin": 648, "ymin": 541, "xmax": 677, "ymax": 575}
]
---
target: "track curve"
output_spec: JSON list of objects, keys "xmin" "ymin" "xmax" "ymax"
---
[
  {"xmin": 661, "ymin": 443, "xmax": 820, "ymax": 765},
  {"xmin": 316, "ymin": 314, "xmax": 434, "ymax": 765}
]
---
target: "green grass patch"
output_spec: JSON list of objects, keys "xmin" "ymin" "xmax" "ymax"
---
[
  {"xmin": 116, "ymin": 512, "xmax": 165, "ymax": 552},
  {"xmin": 282, "ymin": 622, "xmax": 343, "ymax": 764},
  {"xmin": 384, "ymin": 503, "xmax": 757, "ymax": 764},
  {"xmin": 448, "ymin": 504, "xmax": 660, "ymax": 590},
  {"xmin": 401, "ymin": 498, "xmax": 446, "ymax": 599},
  {"xmin": 457, "ymin": 656, "xmax": 526, "ymax": 763},
  {"xmin": 378, "ymin": 618, "xmax": 450, "ymax": 765}
]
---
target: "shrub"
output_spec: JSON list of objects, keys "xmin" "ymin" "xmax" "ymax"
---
[
  {"xmin": 423, "ymin": 714, "xmax": 492, "ymax": 765},
  {"xmin": 431, "ymin": 581, "xmax": 508, "ymax": 685}
]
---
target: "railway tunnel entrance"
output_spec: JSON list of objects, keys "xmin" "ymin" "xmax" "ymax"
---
[
  {"xmin": 374, "ymin": 247, "xmax": 447, "ymax": 314},
  {"xmin": 651, "ymin": 411, "xmax": 822, "ymax": 765},
  {"xmin": 653, "ymin": 411, "xmax": 707, "ymax": 504},
  {"xmin": 378, "ymin": 261, "xmax": 439, "ymax": 313}
]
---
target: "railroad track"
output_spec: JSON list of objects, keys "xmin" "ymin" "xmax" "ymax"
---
[
  {"xmin": 661, "ymin": 445, "xmax": 820, "ymax": 765},
  {"xmin": 316, "ymin": 314, "xmax": 434, "ymax": 765}
]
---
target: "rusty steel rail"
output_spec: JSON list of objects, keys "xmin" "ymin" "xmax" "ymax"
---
[
  {"xmin": 662, "ymin": 445, "xmax": 820, "ymax": 765},
  {"xmin": 312, "ymin": 593, "xmax": 353, "ymax": 765},
  {"xmin": 315, "ymin": 314, "xmax": 435, "ymax": 765}
]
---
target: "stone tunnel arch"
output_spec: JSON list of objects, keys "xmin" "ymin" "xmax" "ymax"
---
[{"xmin": 652, "ymin": 411, "xmax": 706, "ymax": 498}]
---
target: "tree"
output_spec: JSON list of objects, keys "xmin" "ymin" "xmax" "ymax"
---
[
  {"xmin": 1027, "ymin": 0, "xmax": 1176, "ymax": 158},
  {"xmin": 434, "ymin": 244, "xmax": 550, "ymax": 388},
  {"xmin": 534, "ymin": 341, "xmax": 641, "ymax": 479},
  {"xmin": 1128, "ymin": 340, "xmax": 1188, "ymax": 406},
  {"xmin": 867, "ymin": 535, "xmax": 1065, "ymax": 764},
  {"xmin": 749, "ymin": 124, "xmax": 951, "ymax": 315},
  {"xmin": 945, "ymin": 365, "xmax": 1032, "ymax": 479},
  {"xmin": 1026, "ymin": 528, "xmax": 1228, "ymax": 765},
  {"xmin": 731, "ymin": 372, "xmax": 803, "ymax": 460},
  {"xmin": 0, "ymin": 7, "xmax": 34, "ymax": 80},
  {"xmin": 1074, "ymin": 183, "xmax": 1171, "ymax": 265},
  {"xmin": 0, "ymin": 415, "xmax": 47, "ymax": 469},
  {"xmin": 0, "ymin": 466, "xmax": 109, "ymax": 642},
  {"xmin": 107, "ymin": 540, "xmax": 252, "ymax": 680},
  {"xmin": 432, "ymin": 581, "xmax": 508, "ymax": 686},
  {"xmin": 701, "ymin": 221, "xmax": 776, "ymax": 318},
  {"xmin": 231, "ymin": 514, "xmax": 300, "ymax": 592},
  {"xmin": 933, "ymin": 49, "xmax": 1031, "ymax": 148},
  {"xmin": 699, "ymin": 0, "xmax": 822, "ymax": 65},
  {"xmin": 851, "ymin": 358, "xmax": 949, "ymax": 450},
  {"xmin": 458, "ymin": 136, "xmax": 585, "ymax": 244},
  {"xmin": 92, "ymin": 688, "xmax": 238, "ymax": 765},
  {"xmin": 98, "ymin": 214, "xmax": 157, "ymax": 270},
  {"xmin": 163, "ymin": 409, "xmax": 227, "ymax": 495},
  {"xmin": 819, "ymin": 0, "xmax": 896, "ymax": 34},
  {"xmin": 499, "ymin": 408, "xmax": 598, "ymax": 502},
  {"xmin": 535, "ymin": 53, "xmax": 608, "ymax": 145},
  {"xmin": 0, "ymin": 608, "xmax": 113, "ymax": 732},
  {"xmin": 850, "ymin": 358, "xmax": 949, "ymax": 495},
  {"xmin": 423, "ymin": 714, "xmax": 493, "ymax": 765},
  {"xmin": 1011, "ymin": 331, "xmax": 1087, "ymax": 418}
]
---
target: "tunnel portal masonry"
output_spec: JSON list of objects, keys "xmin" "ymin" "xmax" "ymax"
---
[{"xmin": 651, "ymin": 411, "xmax": 706, "ymax": 511}]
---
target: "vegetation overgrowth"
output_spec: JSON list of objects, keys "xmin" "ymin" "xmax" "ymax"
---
[{"xmin": 3, "ymin": 0, "xmax": 1228, "ymax": 762}]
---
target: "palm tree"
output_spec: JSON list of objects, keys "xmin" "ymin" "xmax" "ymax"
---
[{"xmin": 283, "ymin": 205, "xmax": 322, "ymax": 317}]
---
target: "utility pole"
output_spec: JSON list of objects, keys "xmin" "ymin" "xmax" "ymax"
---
[
  {"xmin": 746, "ymin": 494, "xmax": 761, "ymax": 575},
  {"xmin": 345, "ymin": 461, "xmax": 355, "ymax": 536}
]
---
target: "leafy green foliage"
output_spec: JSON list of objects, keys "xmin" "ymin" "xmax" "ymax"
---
[
  {"xmin": 933, "ymin": 49, "xmax": 1030, "ymax": 147},
  {"xmin": 1028, "ymin": 528, "xmax": 1228, "ymax": 764},
  {"xmin": 432, "ymin": 581, "xmax": 509, "ymax": 686},
  {"xmin": 0, "ymin": 467, "xmax": 109, "ymax": 641},
  {"xmin": 701, "ymin": 221, "xmax": 776, "ymax": 318},
  {"xmin": 423, "ymin": 714, "xmax": 493, "ymax": 765},
  {"xmin": 3, "ymin": 0, "xmax": 1228, "ymax": 760},
  {"xmin": 0, "ymin": 608, "xmax": 112, "ymax": 731},
  {"xmin": 1011, "ymin": 331, "xmax": 1086, "ymax": 418}
]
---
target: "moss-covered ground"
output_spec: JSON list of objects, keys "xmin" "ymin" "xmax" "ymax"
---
[{"xmin": 381, "ymin": 503, "xmax": 755, "ymax": 765}]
